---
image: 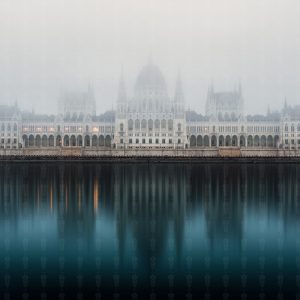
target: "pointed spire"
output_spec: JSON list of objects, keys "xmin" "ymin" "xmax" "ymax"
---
[
  {"xmin": 87, "ymin": 81, "xmax": 95, "ymax": 98},
  {"xmin": 117, "ymin": 66, "xmax": 126, "ymax": 103},
  {"xmin": 238, "ymin": 81, "xmax": 242, "ymax": 95},
  {"xmin": 175, "ymin": 70, "xmax": 184, "ymax": 103},
  {"xmin": 284, "ymin": 97, "xmax": 288, "ymax": 110},
  {"xmin": 210, "ymin": 79, "xmax": 214, "ymax": 93},
  {"xmin": 88, "ymin": 80, "xmax": 92, "ymax": 92}
]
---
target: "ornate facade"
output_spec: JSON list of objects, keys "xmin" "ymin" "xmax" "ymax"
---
[
  {"xmin": 0, "ymin": 62, "xmax": 300, "ymax": 154},
  {"xmin": 115, "ymin": 62, "xmax": 186, "ymax": 149}
]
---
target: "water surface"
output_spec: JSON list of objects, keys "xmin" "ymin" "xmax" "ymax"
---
[{"xmin": 0, "ymin": 163, "xmax": 299, "ymax": 299}]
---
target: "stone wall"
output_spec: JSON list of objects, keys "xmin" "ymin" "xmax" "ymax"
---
[{"xmin": 0, "ymin": 147, "xmax": 300, "ymax": 158}]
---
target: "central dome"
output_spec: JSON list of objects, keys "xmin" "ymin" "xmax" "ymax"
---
[{"xmin": 135, "ymin": 63, "xmax": 167, "ymax": 93}]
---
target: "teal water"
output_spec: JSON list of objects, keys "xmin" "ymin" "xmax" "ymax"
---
[{"xmin": 0, "ymin": 163, "xmax": 299, "ymax": 299}]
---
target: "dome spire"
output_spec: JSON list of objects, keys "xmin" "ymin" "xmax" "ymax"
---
[
  {"xmin": 175, "ymin": 70, "xmax": 184, "ymax": 103},
  {"xmin": 174, "ymin": 69, "xmax": 184, "ymax": 113},
  {"xmin": 117, "ymin": 65, "xmax": 126, "ymax": 103}
]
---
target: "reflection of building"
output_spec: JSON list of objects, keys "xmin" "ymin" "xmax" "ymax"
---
[
  {"xmin": 111, "ymin": 164, "xmax": 187, "ymax": 264},
  {"xmin": 1, "ymin": 62, "xmax": 300, "ymax": 152}
]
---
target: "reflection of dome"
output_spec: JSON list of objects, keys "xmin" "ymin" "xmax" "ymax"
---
[{"xmin": 135, "ymin": 63, "xmax": 167, "ymax": 93}]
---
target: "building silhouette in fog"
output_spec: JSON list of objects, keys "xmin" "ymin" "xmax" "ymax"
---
[{"xmin": 1, "ymin": 62, "xmax": 300, "ymax": 152}]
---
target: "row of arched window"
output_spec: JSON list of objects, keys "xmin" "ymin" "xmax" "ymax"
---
[
  {"xmin": 1, "ymin": 123, "xmax": 18, "ymax": 131},
  {"xmin": 22, "ymin": 134, "xmax": 112, "ymax": 148},
  {"xmin": 122, "ymin": 119, "xmax": 182, "ymax": 132},
  {"xmin": 190, "ymin": 134, "xmax": 280, "ymax": 147},
  {"xmin": 284, "ymin": 124, "xmax": 300, "ymax": 132}
]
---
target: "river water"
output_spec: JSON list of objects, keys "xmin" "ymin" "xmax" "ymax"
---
[{"xmin": 0, "ymin": 163, "xmax": 299, "ymax": 299}]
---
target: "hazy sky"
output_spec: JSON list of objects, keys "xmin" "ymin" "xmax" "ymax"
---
[{"xmin": 0, "ymin": 0, "xmax": 299, "ymax": 115}]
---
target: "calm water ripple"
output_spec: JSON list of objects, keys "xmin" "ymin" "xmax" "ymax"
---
[{"xmin": 0, "ymin": 163, "xmax": 299, "ymax": 299}]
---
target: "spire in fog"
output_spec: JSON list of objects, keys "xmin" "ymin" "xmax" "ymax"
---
[{"xmin": 117, "ymin": 66, "xmax": 127, "ymax": 103}]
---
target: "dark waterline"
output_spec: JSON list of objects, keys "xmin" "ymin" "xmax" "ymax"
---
[{"xmin": 0, "ymin": 163, "xmax": 299, "ymax": 299}]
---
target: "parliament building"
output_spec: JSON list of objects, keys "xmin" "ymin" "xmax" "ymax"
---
[{"xmin": 1, "ymin": 62, "xmax": 300, "ymax": 156}]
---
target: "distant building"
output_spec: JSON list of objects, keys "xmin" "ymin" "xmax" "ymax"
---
[
  {"xmin": 0, "ymin": 62, "xmax": 299, "ymax": 153},
  {"xmin": 0, "ymin": 102, "xmax": 21, "ymax": 149},
  {"xmin": 205, "ymin": 83, "xmax": 244, "ymax": 121},
  {"xmin": 58, "ymin": 85, "xmax": 96, "ymax": 119}
]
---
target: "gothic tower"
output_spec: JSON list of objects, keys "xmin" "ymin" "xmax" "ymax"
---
[
  {"xmin": 174, "ymin": 71, "xmax": 185, "ymax": 116},
  {"xmin": 117, "ymin": 68, "xmax": 127, "ymax": 117}
]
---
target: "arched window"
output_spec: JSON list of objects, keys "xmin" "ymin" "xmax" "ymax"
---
[
  {"xmin": 56, "ymin": 135, "xmax": 62, "ymax": 147},
  {"xmin": 154, "ymin": 119, "xmax": 160, "ymax": 129},
  {"xmin": 99, "ymin": 135, "xmax": 105, "ymax": 146},
  {"xmin": 190, "ymin": 135, "xmax": 196, "ymax": 147},
  {"xmin": 141, "ymin": 119, "xmax": 147, "ymax": 130},
  {"xmin": 197, "ymin": 135, "xmax": 203, "ymax": 146},
  {"xmin": 135, "ymin": 119, "xmax": 140, "ymax": 130},
  {"xmin": 92, "ymin": 135, "xmax": 98, "ymax": 147},
  {"xmin": 70, "ymin": 135, "xmax": 76, "ymax": 146},
  {"xmin": 168, "ymin": 120, "xmax": 173, "ymax": 131},
  {"xmin": 7, "ymin": 124, "xmax": 11, "ymax": 131},
  {"xmin": 148, "ymin": 119, "xmax": 153, "ymax": 130},
  {"xmin": 204, "ymin": 135, "xmax": 209, "ymax": 147},
  {"xmin": 161, "ymin": 119, "xmax": 166, "ymax": 130},
  {"xmin": 49, "ymin": 135, "xmax": 55, "ymax": 147},
  {"xmin": 105, "ymin": 135, "xmax": 111, "ymax": 147},
  {"xmin": 120, "ymin": 123, "xmax": 124, "ymax": 131},
  {"xmin": 42, "ymin": 135, "xmax": 47, "ymax": 147},
  {"xmin": 232, "ymin": 135, "xmax": 238, "ymax": 146},
  {"xmin": 1, "ymin": 124, "xmax": 4, "ymax": 131},
  {"xmin": 128, "ymin": 119, "xmax": 133, "ymax": 131},
  {"xmin": 240, "ymin": 135, "xmax": 245, "ymax": 147},
  {"xmin": 247, "ymin": 135, "xmax": 253, "ymax": 147},
  {"xmin": 211, "ymin": 135, "xmax": 217, "ymax": 147},
  {"xmin": 84, "ymin": 135, "xmax": 90, "ymax": 147},
  {"xmin": 77, "ymin": 135, "xmax": 82, "ymax": 147},
  {"xmin": 14, "ymin": 123, "xmax": 17, "ymax": 131},
  {"xmin": 178, "ymin": 123, "xmax": 182, "ymax": 132}
]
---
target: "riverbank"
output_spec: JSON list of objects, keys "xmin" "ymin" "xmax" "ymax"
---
[
  {"xmin": 1, "ymin": 155, "xmax": 300, "ymax": 163},
  {"xmin": 1, "ymin": 147, "xmax": 300, "ymax": 162}
]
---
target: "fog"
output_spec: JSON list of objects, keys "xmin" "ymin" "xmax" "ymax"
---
[{"xmin": 0, "ymin": 0, "xmax": 299, "ymax": 115}]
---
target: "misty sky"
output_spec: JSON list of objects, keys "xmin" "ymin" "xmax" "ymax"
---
[{"xmin": 0, "ymin": 0, "xmax": 299, "ymax": 115}]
